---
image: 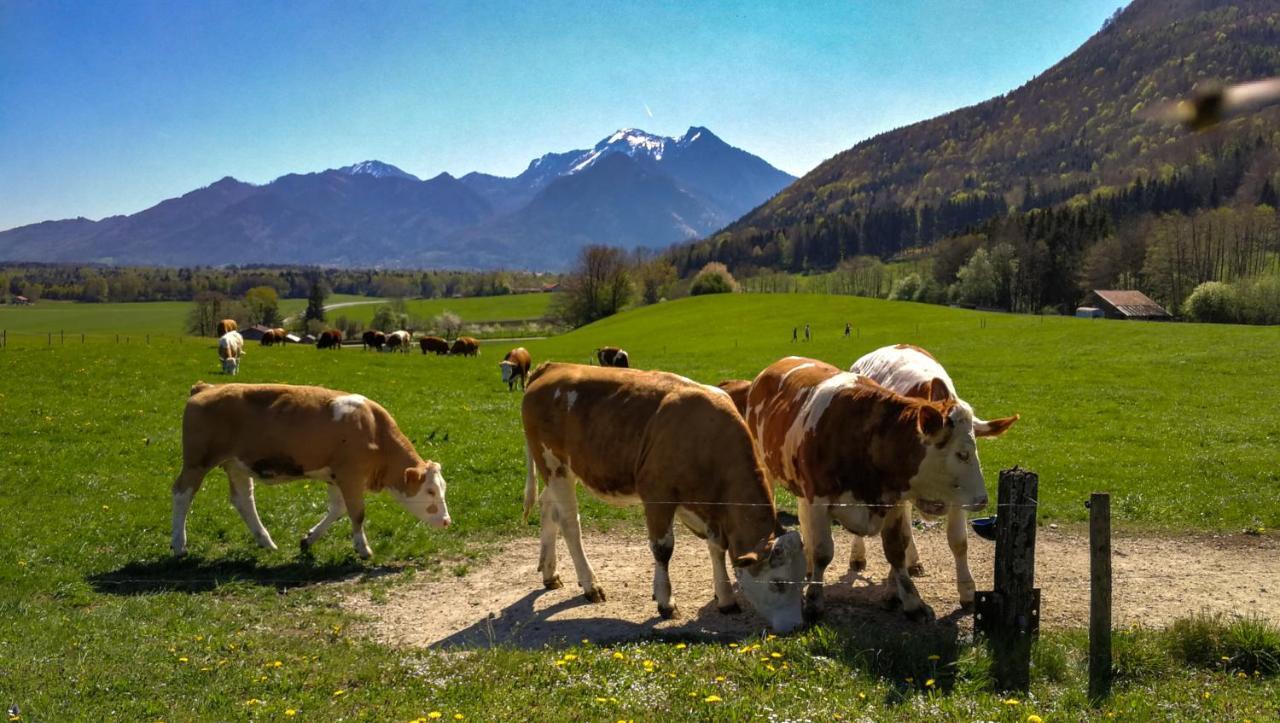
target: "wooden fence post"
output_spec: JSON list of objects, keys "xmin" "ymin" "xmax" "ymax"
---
[
  {"xmin": 1089, "ymin": 492, "xmax": 1112, "ymax": 702},
  {"xmin": 976, "ymin": 467, "xmax": 1040, "ymax": 691}
]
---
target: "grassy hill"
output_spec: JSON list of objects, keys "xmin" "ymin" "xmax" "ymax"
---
[{"xmin": 1, "ymin": 293, "xmax": 1277, "ymax": 719}]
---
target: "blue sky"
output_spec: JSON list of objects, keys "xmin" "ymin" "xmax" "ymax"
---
[{"xmin": 0, "ymin": 0, "xmax": 1125, "ymax": 231}]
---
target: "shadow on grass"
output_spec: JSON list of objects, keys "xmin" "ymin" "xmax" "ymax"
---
[{"xmin": 88, "ymin": 555, "xmax": 403, "ymax": 595}]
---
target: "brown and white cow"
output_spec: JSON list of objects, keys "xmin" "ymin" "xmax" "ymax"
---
[
  {"xmin": 218, "ymin": 331, "xmax": 244, "ymax": 375},
  {"xmin": 316, "ymin": 330, "xmax": 343, "ymax": 350},
  {"xmin": 362, "ymin": 330, "xmax": 386, "ymax": 351},
  {"xmin": 261, "ymin": 328, "xmax": 287, "ymax": 347},
  {"xmin": 717, "ymin": 379, "xmax": 751, "ymax": 416},
  {"xmin": 595, "ymin": 346, "xmax": 629, "ymax": 367},
  {"xmin": 499, "ymin": 347, "xmax": 532, "ymax": 391},
  {"xmin": 521, "ymin": 363, "xmax": 805, "ymax": 633},
  {"xmin": 216, "ymin": 319, "xmax": 238, "ymax": 337},
  {"xmin": 745, "ymin": 356, "xmax": 989, "ymax": 621},
  {"xmin": 449, "ymin": 336, "xmax": 480, "ymax": 356},
  {"xmin": 386, "ymin": 330, "xmax": 412, "ymax": 353},
  {"xmin": 171, "ymin": 383, "xmax": 452, "ymax": 559},
  {"xmin": 419, "ymin": 335, "xmax": 449, "ymax": 355},
  {"xmin": 848, "ymin": 344, "xmax": 1019, "ymax": 609}
]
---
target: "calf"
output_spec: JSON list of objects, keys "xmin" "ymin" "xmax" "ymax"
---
[
  {"xmin": 848, "ymin": 344, "xmax": 1019, "ymax": 609},
  {"xmin": 218, "ymin": 331, "xmax": 243, "ymax": 375},
  {"xmin": 171, "ymin": 383, "xmax": 452, "ymax": 559},
  {"xmin": 745, "ymin": 356, "xmax": 988, "ymax": 620},
  {"xmin": 449, "ymin": 336, "xmax": 480, "ymax": 356},
  {"xmin": 522, "ymin": 363, "xmax": 805, "ymax": 633},
  {"xmin": 596, "ymin": 346, "xmax": 629, "ymax": 367},
  {"xmin": 419, "ymin": 335, "xmax": 449, "ymax": 355},
  {"xmin": 499, "ymin": 347, "xmax": 532, "ymax": 391},
  {"xmin": 216, "ymin": 319, "xmax": 238, "ymax": 337}
]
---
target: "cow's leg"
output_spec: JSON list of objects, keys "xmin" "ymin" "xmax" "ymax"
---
[
  {"xmin": 848, "ymin": 534, "xmax": 867, "ymax": 572},
  {"xmin": 544, "ymin": 475, "xmax": 604, "ymax": 602},
  {"xmin": 171, "ymin": 466, "xmax": 209, "ymax": 557},
  {"xmin": 537, "ymin": 483, "xmax": 563, "ymax": 590},
  {"xmin": 796, "ymin": 497, "xmax": 834, "ymax": 620},
  {"xmin": 882, "ymin": 504, "xmax": 934, "ymax": 621},
  {"xmin": 706, "ymin": 539, "xmax": 740, "ymax": 614},
  {"xmin": 223, "ymin": 463, "xmax": 278, "ymax": 551},
  {"xmin": 880, "ymin": 501, "xmax": 925, "ymax": 576},
  {"xmin": 948, "ymin": 506, "xmax": 976, "ymax": 610},
  {"xmin": 904, "ymin": 501, "xmax": 925, "ymax": 575},
  {"xmin": 644, "ymin": 504, "xmax": 678, "ymax": 619},
  {"xmin": 337, "ymin": 484, "xmax": 372, "ymax": 559},
  {"xmin": 301, "ymin": 484, "xmax": 347, "ymax": 553}
]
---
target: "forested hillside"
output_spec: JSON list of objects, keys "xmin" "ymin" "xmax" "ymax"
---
[{"xmin": 676, "ymin": 0, "xmax": 1280, "ymax": 316}]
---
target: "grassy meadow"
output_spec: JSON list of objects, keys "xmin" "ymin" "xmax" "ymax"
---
[{"xmin": 1, "ymin": 293, "xmax": 1277, "ymax": 720}]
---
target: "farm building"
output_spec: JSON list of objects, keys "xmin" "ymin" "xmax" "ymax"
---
[
  {"xmin": 1082, "ymin": 290, "xmax": 1172, "ymax": 320},
  {"xmin": 1075, "ymin": 306, "xmax": 1104, "ymax": 319},
  {"xmin": 13, "ymin": 295, "xmax": 32, "ymax": 305},
  {"xmin": 240, "ymin": 324, "xmax": 273, "ymax": 340}
]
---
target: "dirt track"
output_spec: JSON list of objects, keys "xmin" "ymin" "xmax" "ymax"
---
[{"xmin": 347, "ymin": 526, "xmax": 1279, "ymax": 650}]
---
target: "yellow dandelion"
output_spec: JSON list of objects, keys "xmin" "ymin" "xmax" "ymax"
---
[
  {"xmin": 1237, "ymin": 671, "xmax": 1248, "ymax": 679},
  {"xmin": 1202, "ymin": 692, "xmax": 1211, "ymax": 700},
  {"xmin": 178, "ymin": 657, "xmax": 189, "ymax": 663},
  {"xmin": 612, "ymin": 651, "xmax": 625, "ymax": 660},
  {"xmin": 905, "ymin": 677, "xmax": 914, "ymax": 683},
  {"xmin": 668, "ymin": 673, "xmax": 677, "ymax": 678},
  {"xmin": 195, "ymin": 635, "xmax": 204, "ymax": 641},
  {"xmin": 285, "ymin": 710, "xmax": 297, "ymax": 717},
  {"xmin": 272, "ymin": 660, "xmax": 283, "ymax": 668},
  {"xmin": 1027, "ymin": 716, "xmax": 1043, "ymax": 723},
  {"xmin": 927, "ymin": 654, "xmax": 940, "ymax": 661},
  {"xmin": 767, "ymin": 634, "xmax": 777, "ymax": 640},
  {"xmin": 595, "ymin": 698, "xmax": 608, "ymax": 703},
  {"xmin": 17, "ymin": 561, "xmax": 25, "ymax": 567},
  {"xmin": 454, "ymin": 715, "xmax": 464, "ymax": 721},
  {"xmin": 765, "ymin": 664, "xmax": 776, "ymax": 672},
  {"xmin": 770, "ymin": 652, "xmax": 782, "ymax": 659},
  {"xmin": 1004, "ymin": 699, "xmax": 1020, "ymax": 706},
  {"xmin": 102, "ymin": 505, "xmax": 110, "ymax": 510},
  {"xmin": 704, "ymin": 695, "xmax": 722, "ymax": 703},
  {"xmin": 199, "ymin": 667, "xmax": 211, "ymax": 672},
  {"xmin": 244, "ymin": 699, "xmax": 261, "ymax": 706},
  {"xmin": 715, "ymin": 676, "xmax": 725, "ymax": 682},
  {"xmin": 333, "ymin": 689, "xmax": 346, "ymax": 697},
  {"xmin": 687, "ymin": 692, "xmax": 696, "ymax": 698},
  {"xmin": 428, "ymin": 713, "xmax": 443, "ymax": 720},
  {"xmin": 675, "ymin": 643, "xmax": 687, "ymax": 650},
  {"xmin": 554, "ymin": 660, "xmax": 566, "ymax": 667},
  {"xmin": 925, "ymin": 679, "xmax": 935, "ymax": 688},
  {"xmin": 858, "ymin": 692, "xmax": 866, "ymax": 700},
  {"xmin": 563, "ymin": 654, "xmax": 578, "ymax": 662},
  {"xmin": 1220, "ymin": 656, "xmax": 1230, "ymax": 661}
]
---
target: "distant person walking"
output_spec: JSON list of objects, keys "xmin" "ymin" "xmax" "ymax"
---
[
  {"xmin": 792, "ymin": 327, "xmax": 798, "ymax": 343},
  {"xmin": 844, "ymin": 322, "xmax": 851, "ymax": 338},
  {"xmin": 804, "ymin": 323, "xmax": 811, "ymax": 342}
]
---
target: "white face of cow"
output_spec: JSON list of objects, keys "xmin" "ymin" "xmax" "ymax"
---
[
  {"xmin": 732, "ymin": 530, "xmax": 805, "ymax": 633},
  {"xmin": 390, "ymin": 463, "xmax": 452, "ymax": 528},
  {"xmin": 499, "ymin": 360, "xmax": 516, "ymax": 383},
  {"xmin": 221, "ymin": 357, "xmax": 239, "ymax": 375},
  {"xmin": 908, "ymin": 401, "xmax": 988, "ymax": 515}
]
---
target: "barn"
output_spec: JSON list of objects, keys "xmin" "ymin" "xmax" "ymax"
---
[
  {"xmin": 240, "ymin": 324, "xmax": 273, "ymax": 341},
  {"xmin": 1081, "ymin": 290, "xmax": 1173, "ymax": 321}
]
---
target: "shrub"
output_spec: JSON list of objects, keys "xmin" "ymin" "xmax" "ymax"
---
[
  {"xmin": 889, "ymin": 273, "xmax": 923, "ymax": 301},
  {"xmin": 689, "ymin": 262, "xmax": 738, "ymax": 296},
  {"xmin": 1184, "ymin": 281, "xmax": 1238, "ymax": 323}
]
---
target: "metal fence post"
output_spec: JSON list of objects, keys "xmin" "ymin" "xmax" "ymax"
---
[{"xmin": 1089, "ymin": 492, "xmax": 1113, "ymax": 702}]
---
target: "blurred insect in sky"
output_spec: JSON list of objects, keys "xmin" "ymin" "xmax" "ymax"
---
[{"xmin": 1145, "ymin": 77, "xmax": 1280, "ymax": 131}]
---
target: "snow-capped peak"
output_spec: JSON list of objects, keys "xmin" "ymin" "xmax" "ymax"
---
[{"xmin": 336, "ymin": 160, "xmax": 420, "ymax": 182}]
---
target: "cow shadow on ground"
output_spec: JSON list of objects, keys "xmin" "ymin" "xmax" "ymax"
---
[{"xmin": 88, "ymin": 555, "xmax": 402, "ymax": 595}]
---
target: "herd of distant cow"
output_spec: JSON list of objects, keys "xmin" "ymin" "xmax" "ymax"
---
[{"xmin": 184, "ymin": 319, "xmax": 1017, "ymax": 633}]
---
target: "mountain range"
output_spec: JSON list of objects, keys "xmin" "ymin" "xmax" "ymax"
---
[{"xmin": 0, "ymin": 127, "xmax": 794, "ymax": 269}]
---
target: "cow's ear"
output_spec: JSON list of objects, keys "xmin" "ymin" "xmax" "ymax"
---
[
  {"xmin": 916, "ymin": 404, "xmax": 946, "ymax": 439},
  {"xmin": 927, "ymin": 377, "xmax": 950, "ymax": 402},
  {"xmin": 975, "ymin": 413, "xmax": 1020, "ymax": 438},
  {"xmin": 731, "ymin": 551, "xmax": 761, "ymax": 568},
  {"xmin": 403, "ymin": 467, "xmax": 424, "ymax": 486}
]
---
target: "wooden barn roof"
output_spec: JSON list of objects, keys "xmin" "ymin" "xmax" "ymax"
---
[{"xmin": 1089, "ymin": 290, "xmax": 1172, "ymax": 318}]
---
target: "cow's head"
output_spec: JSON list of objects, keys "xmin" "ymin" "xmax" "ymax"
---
[
  {"xmin": 221, "ymin": 357, "xmax": 239, "ymax": 375},
  {"xmin": 499, "ymin": 360, "xmax": 517, "ymax": 383},
  {"xmin": 614, "ymin": 350, "xmax": 629, "ymax": 368},
  {"xmin": 732, "ymin": 530, "xmax": 805, "ymax": 633},
  {"xmin": 390, "ymin": 461, "xmax": 452, "ymax": 528},
  {"xmin": 906, "ymin": 399, "xmax": 989, "ymax": 516}
]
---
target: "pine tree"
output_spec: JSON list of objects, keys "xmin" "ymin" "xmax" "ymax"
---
[{"xmin": 304, "ymin": 280, "xmax": 328, "ymax": 323}]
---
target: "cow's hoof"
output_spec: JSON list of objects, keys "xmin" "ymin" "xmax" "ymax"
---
[
  {"xmin": 657, "ymin": 603, "xmax": 678, "ymax": 619},
  {"xmin": 849, "ymin": 559, "xmax": 866, "ymax": 573},
  {"xmin": 584, "ymin": 586, "xmax": 607, "ymax": 603},
  {"xmin": 299, "ymin": 538, "xmax": 314, "ymax": 555},
  {"xmin": 355, "ymin": 548, "xmax": 372, "ymax": 560},
  {"xmin": 717, "ymin": 601, "xmax": 742, "ymax": 615},
  {"xmin": 904, "ymin": 603, "xmax": 935, "ymax": 623},
  {"xmin": 544, "ymin": 575, "xmax": 563, "ymax": 590},
  {"xmin": 907, "ymin": 563, "xmax": 926, "ymax": 577},
  {"xmin": 172, "ymin": 547, "xmax": 188, "ymax": 559}
]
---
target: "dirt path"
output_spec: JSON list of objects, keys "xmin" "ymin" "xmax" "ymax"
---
[{"xmin": 347, "ymin": 527, "xmax": 1279, "ymax": 650}]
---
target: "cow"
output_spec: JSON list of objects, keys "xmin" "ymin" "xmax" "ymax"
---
[
  {"xmin": 171, "ymin": 382, "xmax": 452, "ymax": 560},
  {"xmin": 521, "ymin": 362, "xmax": 805, "ymax": 633},
  {"xmin": 847, "ymin": 344, "xmax": 1019, "ymax": 609},
  {"xmin": 260, "ymin": 329, "xmax": 287, "ymax": 347},
  {"xmin": 419, "ymin": 336, "xmax": 450, "ymax": 355},
  {"xmin": 317, "ymin": 330, "xmax": 343, "ymax": 350},
  {"xmin": 716, "ymin": 379, "xmax": 751, "ymax": 416},
  {"xmin": 595, "ymin": 346, "xmax": 629, "ymax": 367},
  {"xmin": 386, "ymin": 330, "xmax": 412, "ymax": 353},
  {"xmin": 499, "ymin": 347, "xmax": 532, "ymax": 391},
  {"xmin": 362, "ymin": 330, "xmax": 386, "ymax": 351},
  {"xmin": 744, "ymin": 356, "xmax": 989, "ymax": 621},
  {"xmin": 216, "ymin": 319, "xmax": 238, "ymax": 338},
  {"xmin": 449, "ymin": 336, "xmax": 480, "ymax": 356},
  {"xmin": 218, "ymin": 331, "xmax": 244, "ymax": 375}
]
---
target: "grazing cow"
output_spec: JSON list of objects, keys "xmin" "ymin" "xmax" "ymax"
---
[
  {"xmin": 716, "ymin": 379, "xmax": 751, "ymax": 416},
  {"xmin": 521, "ymin": 363, "xmax": 805, "ymax": 632},
  {"xmin": 362, "ymin": 330, "xmax": 386, "ymax": 351},
  {"xmin": 419, "ymin": 336, "xmax": 450, "ymax": 355},
  {"xmin": 595, "ymin": 346, "xmax": 629, "ymax": 367},
  {"xmin": 260, "ymin": 329, "xmax": 287, "ymax": 347},
  {"xmin": 218, "ymin": 331, "xmax": 244, "ymax": 375},
  {"xmin": 317, "ymin": 330, "xmax": 343, "ymax": 350},
  {"xmin": 744, "ymin": 356, "xmax": 989, "ymax": 621},
  {"xmin": 499, "ymin": 347, "xmax": 532, "ymax": 391},
  {"xmin": 386, "ymin": 330, "xmax": 412, "ymax": 353},
  {"xmin": 848, "ymin": 344, "xmax": 1019, "ymax": 609},
  {"xmin": 171, "ymin": 382, "xmax": 452, "ymax": 559},
  {"xmin": 216, "ymin": 319, "xmax": 238, "ymax": 338},
  {"xmin": 449, "ymin": 336, "xmax": 480, "ymax": 356}
]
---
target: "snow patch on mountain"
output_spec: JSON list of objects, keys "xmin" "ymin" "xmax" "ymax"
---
[{"xmin": 337, "ymin": 160, "xmax": 420, "ymax": 182}]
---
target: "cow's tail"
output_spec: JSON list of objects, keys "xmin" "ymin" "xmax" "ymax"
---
[
  {"xmin": 189, "ymin": 381, "xmax": 213, "ymax": 396},
  {"xmin": 522, "ymin": 442, "xmax": 539, "ymax": 522}
]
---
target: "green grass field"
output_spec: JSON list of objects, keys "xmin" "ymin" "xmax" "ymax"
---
[
  {"xmin": 324, "ymin": 293, "xmax": 556, "ymax": 325},
  {"xmin": 1, "ymin": 293, "xmax": 1277, "ymax": 719}
]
